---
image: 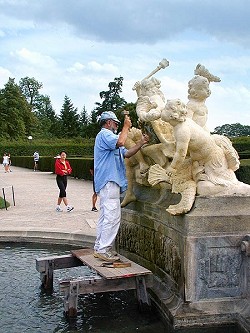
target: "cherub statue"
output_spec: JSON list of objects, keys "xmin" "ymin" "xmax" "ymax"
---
[
  {"xmin": 149, "ymin": 99, "xmax": 250, "ymax": 213},
  {"xmin": 121, "ymin": 77, "xmax": 175, "ymax": 207},
  {"xmin": 186, "ymin": 64, "xmax": 220, "ymax": 131}
]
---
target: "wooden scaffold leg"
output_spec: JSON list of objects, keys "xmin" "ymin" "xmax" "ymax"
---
[
  {"xmin": 40, "ymin": 259, "xmax": 54, "ymax": 293},
  {"xmin": 135, "ymin": 276, "xmax": 151, "ymax": 311},
  {"xmin": 63, "ymin": 281, "xmax": 79, "ymax": 318}
]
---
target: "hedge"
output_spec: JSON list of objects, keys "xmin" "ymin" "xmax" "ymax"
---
[
  {"xmin": 11, "ymin": 156, "xmax": 250, "ymax": 185},
  {"xmin": 0, "ymin": 141, "xmax": 94, "ymax": 157},
  {"xmin": 11, "ymin": 156, "xmax": 94, "ymax": 180}
]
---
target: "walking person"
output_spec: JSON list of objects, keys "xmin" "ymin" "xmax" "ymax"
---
[
  {"xmin": 55, "ymin": 150, "xmax": 74, "ymax": 212},
  {"xmin": 2, "ymin": 153, "xmax": 10, "ymax": 173},
  {"xmin": 90, "ymin": 160, "xmax": 98, "ymax": 212},
  {"xmin": 93, "ymin": 111, "xmax": 149, "ymax": 261},
  {"xmin": 33, "ymin": 151, "xmax": 39, "ymax": 171},
  {"xmin": 7, "ymin": 153, "xmax": 12, "ymax": 172}
]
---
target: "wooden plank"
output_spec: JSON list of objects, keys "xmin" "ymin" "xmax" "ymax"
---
[
  {"xmin": 60, "ymin": 275, "xmax": 153, "ymax": 295},
  {"xmin": 36, "ymin": 254, "xmax": 83, "ymax": 272},
  {"xmin": 71, "ymin": 248, "xmax": 152, "ymax": 280}
]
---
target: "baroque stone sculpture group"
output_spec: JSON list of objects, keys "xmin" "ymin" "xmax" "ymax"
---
[{"xmin": 122, "ymin": 61, "xmax": 250, "ymax": 215}]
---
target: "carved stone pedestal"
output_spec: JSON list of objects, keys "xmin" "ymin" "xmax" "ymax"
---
[{"xmin": 117, "ymin": 184, "xmax": 250, "ymax": 331}]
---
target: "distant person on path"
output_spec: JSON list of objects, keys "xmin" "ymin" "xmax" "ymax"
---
[
  {"xmin": 55, "ymin": 151, "xmax": 74, "ymax": 212},
  {"xmin": 2, "ymin": 153, "xmax": 10, "ymax": 173},
  {"xmin": 7, "ymin": 153, "xmax": 12, "ymax": 172},
  {"xmin": 33, "ymin": 151, "xmax": 39, "ymax": 171},
  {"xmin": 94, "ymin": 111, "xmax": 149, "ymax": 261},
  {"xmin": 90, "ymin": 160, "xmax": 98, "ymax": 212}
]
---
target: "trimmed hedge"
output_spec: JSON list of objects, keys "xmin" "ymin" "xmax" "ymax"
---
[
  {"xmin": 235, "ymin": 159, "xmax": 250, "ymax": 185},
  {"xmin": 11, "ymin": 156, "xmax": 250, "ymax": 185},
  {"xmin": 231, "ymin": 136, "xmax": 250, "ymax": 153},
  {"xmin": 11, "ymin": 156, "xmax": 94, "ymax": 180},
  {"xmin": 0, "ymin": 140, "xmax": 94, "ymax": 157}
]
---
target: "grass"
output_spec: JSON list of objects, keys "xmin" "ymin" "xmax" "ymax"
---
[{"xmin": 0, "ymin": 196, "xmax": 10, "ymax": 209}]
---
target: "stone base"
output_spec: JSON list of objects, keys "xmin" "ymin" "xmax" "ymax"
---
[{"xmin": 118, "ymin": 184, "xmax": 250, "ymax": 331}]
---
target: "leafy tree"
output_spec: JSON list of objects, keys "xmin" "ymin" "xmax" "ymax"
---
[
  {"xmin": 34, "ymin": 94, "xmax": 59, "ymax": 138},
  {"xmin": 0, "ymin": 78, "xmax": 35, "ymax": 139},
  {"xmin": 19, "ymin": 77, "xmax": 43, "ymax": 109},
  {"xmin": 213, "ymin": 123, "xmax": 250, "ymax": 137},
  {"xmin": 94, "ymin": 76, "xmax": 127, "ymax": 116},
  {"xmin": 59, "ymin": 95, "xmax": 80, "ymax": 138},
  {"xmin": 116, "ymin": 102, "xmax": 138, "ymax": 128}
]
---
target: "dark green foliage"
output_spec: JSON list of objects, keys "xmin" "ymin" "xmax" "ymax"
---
[
  {"xmin": 33, "ymin": 94, "xmax": 59, "ymax": 138},
  {"xmin": 231, "ymin": 136, "xmax": 250, "ymax": 153},
  {"xmin": 94, "ymin": 76, "xmax": 127, "ymax": 116},
  {"xmin": 19, "ymin": 77, "xmax": 43, "ymax": 107},
  {"xmin": 11, "ymin": 156, "xmax": 94, "ymax": 180},
  {"xmin": 0, "ymin": 197, "xmax": 10, "ymax": 209},
  {"xmin": 235, "ymin": 160, "xmax": 250, "ymax": 185},
  {"xmin": 0, "ymin": 78, "xmax": 35, "ymax": 139},
  {"xmin": 116, "ymin": 102, "xmax": 138, "ymax": 128},
  {"xmin": 0, "ymin": 140, "xmax": 94, "ymax": 158},
  {"xmin": 59, "ymin": 95, "xmax": 80, "ymax": 138},
  {"xmin": 213, "ymin": 123, "xmax": 250, "ymax": 137}
]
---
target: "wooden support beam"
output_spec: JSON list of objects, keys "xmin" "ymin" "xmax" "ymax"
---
[
  {"xmin": 136, "ymin": 276, "xmax": 151, "ymax": 310},
  {"xmin": 60, "ymin": 275, "xmax": 153, "ymax": 318},
  {"xmin": 36, "ymin": 254, "xmax": 84, "ymax": 293},
  {"xmin": 36, "ymin": 250, "xmax": 153, "ymax": 318},
  {"xmin": 36, "ymin": 254, "xmax": 83, "ymax": 272},
  {"xmin": 41, "ymin": 259, "xmax": 54, "ymax": 293}
]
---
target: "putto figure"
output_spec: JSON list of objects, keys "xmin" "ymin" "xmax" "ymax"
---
[{"xmin": 123, "ymin": 60, "xmax": 250, "ymax": 215}]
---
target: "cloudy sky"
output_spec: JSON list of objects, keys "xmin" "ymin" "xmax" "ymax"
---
[{"xmin": 1, "ymin": 0, "xmax": 250, "ymax": 131}]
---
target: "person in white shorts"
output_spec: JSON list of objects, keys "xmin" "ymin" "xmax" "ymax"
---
[{"xmin": 93, "ymin": 111, "xmax": 149, "ymax": 262}]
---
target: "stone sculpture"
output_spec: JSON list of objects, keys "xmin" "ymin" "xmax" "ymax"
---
[{"xmin": 122, "ymin": 61, "xmax": 250, "ymax": 215}]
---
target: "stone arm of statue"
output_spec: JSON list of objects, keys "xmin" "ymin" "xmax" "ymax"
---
[{"xmin": 132, "ymin": 81, "xmax": 142, "ymax": 97}]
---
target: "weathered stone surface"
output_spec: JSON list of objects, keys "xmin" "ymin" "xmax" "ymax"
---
[{"xmin": 118, "ymin": 186, "xmax": 250, "ymax": 331}]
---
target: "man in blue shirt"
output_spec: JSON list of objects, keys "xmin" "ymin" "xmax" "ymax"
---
[{"xmin": 94, "ymin": 111, "xmax": 149, "ymax": 261}]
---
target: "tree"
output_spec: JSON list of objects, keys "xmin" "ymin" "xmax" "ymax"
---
[
  {"xmin": 0, "ymin": 78, "xmax": 35, "ymax": 139},
  {"xmin": 59, "ymin": 95, "xmax": 80, "ymax": 138},
  {"xmin": 19, "ymin": 77, "xmax": 43, "ymax": 109},
  {"xmin": 34, "ymin": 94, "xmax": 59, "ymax": 138},
  {"xmin": 94, "ymin": 76, "xmax": 127, "ymax": 116},
  {"xmin": 79, "ymin": 105, "xmax": 90, "ymax": 138},
  {"xmin": 213, "ymin": 123, "xmax": 250, "ymax": 137}
]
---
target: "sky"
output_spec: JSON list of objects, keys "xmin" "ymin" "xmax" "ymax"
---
[{"xmin": 1, "ymin": 0, "xmax": 250, "ymax": 131}]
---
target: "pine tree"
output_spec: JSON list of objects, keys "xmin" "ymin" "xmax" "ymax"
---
[{"xmin": 59, "ymin": 95, "xmax": 80, "ymax": 138}]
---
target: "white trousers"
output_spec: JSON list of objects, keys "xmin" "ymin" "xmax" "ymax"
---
[{"xmin": 94, "ymin": 182, "xmax": 121, "ymax": 253}]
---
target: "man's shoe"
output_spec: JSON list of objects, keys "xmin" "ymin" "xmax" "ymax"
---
[
  {"xmin": 56, "ymin": 207, "xmax": 63, "ymax": 212},
  {"xmin": 67, "ymin": 206, "xmax": 74, "ymax": 212},
  {"xmin": 95, "ymin": 251, "xmax": 119, "ymax": 262},
  {"xmin": 91, "ymin": 207, "xmax": 98, "ymax": 212}
]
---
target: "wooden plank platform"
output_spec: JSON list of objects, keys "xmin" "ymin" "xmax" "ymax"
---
[{"xmin": 71, "ymin": 248, "xmax": 152, "ymax": 280}]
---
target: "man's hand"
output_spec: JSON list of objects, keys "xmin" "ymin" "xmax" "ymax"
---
[
  {"xmin": 123, "ymin": 115, "xmax": 132, "ymax": 129},
  {"xmin": 140, "ymin": 133, "xmax": 150, "ymax": 146}
]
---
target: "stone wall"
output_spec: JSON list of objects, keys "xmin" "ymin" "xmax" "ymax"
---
[{"xmin": 117, "ymin": 184, "xmax": 250, "ymax": 330}]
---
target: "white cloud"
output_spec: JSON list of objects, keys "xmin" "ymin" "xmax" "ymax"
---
[
  {"xmin": 0, "ymin": 0, "xmax": 249, "ymax": 130},
  {"xmin": 11, "ymin": 48, "xmax": 57, "ymax": 68},
  {"xmin": 0, "ymin": 67, "xmax": 13, "ymax": 87}
]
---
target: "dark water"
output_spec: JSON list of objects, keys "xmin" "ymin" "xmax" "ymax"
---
[{"xmin": 0, "ymin": 243, "xmax": 241, "ymax": 333}]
